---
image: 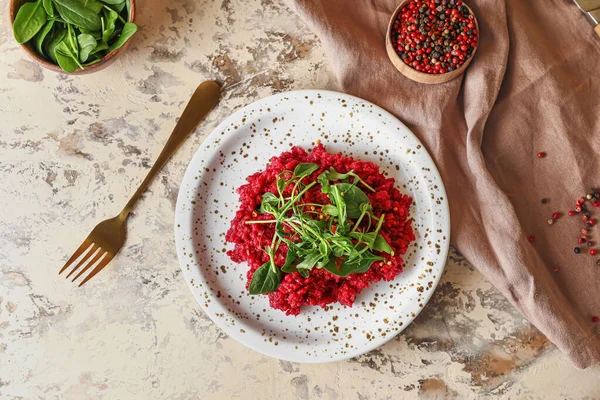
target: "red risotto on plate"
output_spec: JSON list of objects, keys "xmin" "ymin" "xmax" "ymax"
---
[{"xmin": 226, "ymin": 144, "xmax": 415, "ymax": 315}]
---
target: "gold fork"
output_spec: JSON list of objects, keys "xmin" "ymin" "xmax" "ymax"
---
[{"xmin": 59, "ymin": 81, "xmax": 221, "ymax": 286}]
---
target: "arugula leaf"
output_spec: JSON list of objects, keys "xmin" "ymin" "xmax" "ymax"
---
[
  {"xmin": 248, "ymin": 262, "xmax": 281, "ymax": 295},
  {"xmin": 293, "ymin": 163, "xmax": 319, "ymax": 178},
  {"xmin": 276, "ymin": 178, "xmax": 285, "ymax": 196},
  {"xmin": 326, "ymin": 168, "xmax": 353, "ymax": 181},
  {"xmin": 322, "ymin": 204, "xmax": 338, "ymax": 216},
  {"xmin": 328, "ymin": 185, "xmax": 347, "ymax": 228},
  {"xmin": 296, "ymin": 251, "xmax": 322, "ymax": 272}
]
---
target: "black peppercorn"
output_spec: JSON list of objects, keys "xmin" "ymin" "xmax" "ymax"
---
[
  {"xmin": 541, "ymin": 198, "xmax": 548, "ymax": 204},
  {"xmin": 575, "ymin": 247, "xmax": 581, "ymax": 254}
]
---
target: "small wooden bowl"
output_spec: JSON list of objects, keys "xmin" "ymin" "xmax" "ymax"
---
[
  {"xmin": 385, "ymin": 0, "xmax": 479, "ymax": 84},
  {"xmin": 8, "ymin": 0, "xmax": 136, "ymax": 75}
]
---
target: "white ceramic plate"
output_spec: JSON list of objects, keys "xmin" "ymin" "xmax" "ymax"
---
[{"xmin": 175, "ymin": 90, "xmax": 449, "ymax": 363}]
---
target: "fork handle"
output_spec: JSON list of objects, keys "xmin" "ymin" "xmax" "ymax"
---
[{"xmin": 119, "ymin": 81, "xmax": 221, "ymax": 219}]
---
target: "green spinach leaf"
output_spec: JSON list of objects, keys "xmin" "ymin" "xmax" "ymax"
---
[
  {"xmin": 108, "ymin": 21, "xmax": 137, "ymax": 51},
  {"xmin": 77, "ymin": 33, "xmax": 96, "ymax": 62},
  {"xmin": 373, "ymin": 234, "xmax": 393, "ymax": 255},
  {"xmin": 90, "ymin": 40, "xmax": 108, "ymax": 54},
  {"xmin": 53, "ymin": 0, "xmax": 102, "ymax": 31},
  {"xmin": 248, "ymin": 262, "xmax": 281, "ymax": 295},
  {"xmin": 66, "ymin": 23, "xmax": 78, "ymax": 55},
  {"xmin": 83, "ymin": 0, "xmax": 104, "ymax": 14},
  {"xmin": 33, "ymin": 19, "xmax": 54, "ymax": 56},
  {"xmin": 330, "ymin": 183, "xmax": 369, "ymax": 219},
  {"xmin": 259, "ymin": 192, "xmax": 279, "ymax": 215},
  {"xmin": 324, "ymin": 251, "xmax": 384, "ymax": 277},
  {"xmin": 83, "ymin": 56, "xmax": 102, "ymax": 66},
  {"xmin": 100, "ymin": 8, "xmax": 118, "ymax": 44},
  {"xmin": 13, "ymin": 0, "xmax": 47, "ymax": 44},
  {"xmin": 293, "ymin": 163, "xmax": 319, "ymax": 178},
  {"xmin": 54, "ymin": 41, "xmax": 79, "ymax": 72},
  {"xmin": 107, "ymin": 0, "xmax": 126, "ymax": 14},
  {"xmin": 42, "ymin": 0, "xmax": 55, "ymax": 17},
  {"xmin": 281, "ymin": 248, "xmax": 298, "ymax": 273},
  {"xmin": 43, "ymin": 23, "xmax": 66, "ymax": 62},
  {"xmin": 317, "ymin": 171, "xmax": 330, "ymax": 193}
]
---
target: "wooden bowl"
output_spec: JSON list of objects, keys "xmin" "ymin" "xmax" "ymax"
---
[
  {"xmin": 8, "ymin": 0, "xmax": 136, "ymax": 75},
  {"xmin": 385, "ymin": 0, "xmax": 479, "ymax": 84}
]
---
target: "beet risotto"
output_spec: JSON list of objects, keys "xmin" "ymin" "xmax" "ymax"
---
[{"xmin": 226, "ymin": 144, "xmax": 415, "ymax": 315}]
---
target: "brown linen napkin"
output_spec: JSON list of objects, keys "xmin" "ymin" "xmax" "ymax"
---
[{"xmin": 290, "ymin": 0, "xmax": 600, "ymax": 368}]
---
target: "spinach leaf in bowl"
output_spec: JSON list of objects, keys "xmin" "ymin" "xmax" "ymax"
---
[
  {"xmin": 13, "ymin": 0, "xmax": 47, "ymax": 43},
  {"xmin": 12, "ymin": 0, "xmax": 138, "ymax": 73}
]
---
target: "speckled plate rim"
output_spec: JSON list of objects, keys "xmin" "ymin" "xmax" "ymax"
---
[{"xmin": 174, "ymin": 89, "xmax": 450, "ymax": 363}]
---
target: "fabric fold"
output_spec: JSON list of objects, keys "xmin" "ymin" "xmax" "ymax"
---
[{"xmin": 290, "ymin": 0, "xmax": 600, "ymax": 368}]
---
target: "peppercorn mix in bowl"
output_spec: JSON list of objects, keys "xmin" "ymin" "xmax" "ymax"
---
[{"xmin": 386, "ymin": 0, "xmax": 479, "ymax": 84}]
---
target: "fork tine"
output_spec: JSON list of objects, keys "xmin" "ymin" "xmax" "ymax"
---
[
  {"xmin": 72, "ymin": 249, "xmax": 106, "ymax": 282},
  {"xmin": 78, "ymin": 253, "xmax": 114, "ymax": 287},
  {"xmin": 59, "ymin": 239, "xmax": 93, "ymax": 274},
  {"xmin": 65, "ymin": 244, "xmax": 98, "ymax": 279}
]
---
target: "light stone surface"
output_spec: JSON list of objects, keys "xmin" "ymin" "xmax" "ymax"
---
[{"xmin": 1, "ymin": 0, "xmax": 600, "ymax": 398}]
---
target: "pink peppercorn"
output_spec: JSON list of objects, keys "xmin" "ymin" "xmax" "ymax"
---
[
  {"xmin": 528, "ymin": 235, "xmax": 535, "ymax": 242},
  {"xmin": 592, "ymin": 316, "xmax": 599, "ymax": 323}
]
